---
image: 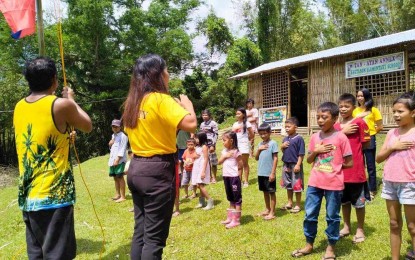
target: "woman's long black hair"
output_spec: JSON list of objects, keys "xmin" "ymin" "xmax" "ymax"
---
[
  {"xmin": 196, "ymin": 132, "xmax": 208, "ymax": 146},
  {"xmin": 237, "ymin": 107, "xmax": 247, "ymax": 134},
  {"xmin": 122, "ymin": 54, "xmax": 168, "ymax": 128},
  {"xmin": 358, "ymin": 88, "xmax": 374, "ymax": 112}
]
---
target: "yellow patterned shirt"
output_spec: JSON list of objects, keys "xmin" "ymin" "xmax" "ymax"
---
[{"xmin": 14, "ymin": 95, "xmax": 74, "ymax": 211}]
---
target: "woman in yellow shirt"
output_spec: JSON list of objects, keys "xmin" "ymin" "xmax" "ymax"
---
[
  {"xmin": 122, "ymin": 54, "xmax": 197, "ymax": 259},
  {"xmin": 353, "ymin": 88, "xmax": 383, "ymax": 199}
]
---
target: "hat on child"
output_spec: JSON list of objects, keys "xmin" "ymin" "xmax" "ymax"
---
[{"xmin": 111, "ymin": 119, "xmax": 121, "ymax": 127}]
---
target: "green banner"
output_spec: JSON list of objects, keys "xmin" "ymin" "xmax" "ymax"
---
[{"xmin": 345, "ymin": 52, "xmax": 405, "ymax": 79}]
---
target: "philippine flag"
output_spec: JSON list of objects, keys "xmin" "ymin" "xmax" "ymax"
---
[{"xmin": 0, "ymin": 0, "xmax": 36, "ymax": 39}]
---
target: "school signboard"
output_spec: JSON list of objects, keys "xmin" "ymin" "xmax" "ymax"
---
[
  {"xmin": 259, "ymin": 106, "xmax": 287, "ymax": 135},
  {"xmin": 346, "ymin": 52, "xmax": 405, "ymax": 79},
  {"xmin": 345, "ymin": 52, "xmax": 405, "ymax": 79}
]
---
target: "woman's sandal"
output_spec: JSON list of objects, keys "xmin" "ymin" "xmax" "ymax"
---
[
  {"xmin": 290, "ymin": 207, "xmax": 301, "ymax": 214},
  {"xmin": 279, "ymin": 204, "xmax": 292, "ymax": 210}
]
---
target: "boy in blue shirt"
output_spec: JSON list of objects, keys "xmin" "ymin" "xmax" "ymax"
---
[
  {"xmin": 255, "ymin": 123, "xmax": 278, "ymax": 220},
  {"xmin": 280, "ymin": 117, "xmax": 305, "ymax": 213}
]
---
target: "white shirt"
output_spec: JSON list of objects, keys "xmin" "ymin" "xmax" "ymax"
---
[{"xmin": 108, "ymin": 132, "xmax": 128, "ymax": 166}]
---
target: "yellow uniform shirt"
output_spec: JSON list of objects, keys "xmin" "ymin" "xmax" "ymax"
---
[
  {"xmin": 353, "ymin": 106, "xmax": 382, "ymax": 136},
  {"xmin": 125, "ymin": 93, "xmax": 189, "ymax": 157},
  {"xmin": 14, "ymin": 95, "xmax": 74, "ymax": 211}
]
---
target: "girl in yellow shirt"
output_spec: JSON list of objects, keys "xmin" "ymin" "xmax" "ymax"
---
[
  {"xmin": 122, "ymin": 54, "xmax": 197, "ymax": 259},
  {"xmin": 353, "ymin": 88, "xmax": 383, "ymax": 199}
]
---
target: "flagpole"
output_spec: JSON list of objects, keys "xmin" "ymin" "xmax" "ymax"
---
[{"xmin": 36, "ymin": 0, "xmax": 45, "ymax": 55}]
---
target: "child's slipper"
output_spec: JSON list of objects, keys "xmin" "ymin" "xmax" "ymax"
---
[
  {"xmin": 290, "ymin": 207, "xmax": 301, "ymax": 214},
  {"xmin": 405, "ymin": 250, "xmax": 415, "ymax": 260},
  {"xmin": 279, "ymin": 205, "xmax": 292, "ymax": 210},
  {"xmin": 321, "ymin": 255, "xmax": 336, "ymax": 260},
  {"xmin": 172, "ymin": 211, "xmax": 180, "ymax": 217},
  {"xmin": 352, "ymin": 235, "xmax": 365, "ymax": 244},
  {"xmin": 111, "ymin": 196, "xmax": 121, "ymax": 201},
  {"xmin": 263, "ymin": 215, "xmax": 275, "ymax": 221},
  {"xmin": 291, "ymin": 249, "xmax": 312, "ymax": 258}
]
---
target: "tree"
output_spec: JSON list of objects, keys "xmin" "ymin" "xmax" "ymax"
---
[
  {"xmin": 203, "ymin": 38, "xmax": 262, "ymax": 122},
  {"xmin": 197, "ymin": 11, "xmax": 234, "ymax": 55}
]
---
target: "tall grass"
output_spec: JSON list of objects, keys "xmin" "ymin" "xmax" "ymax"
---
[{"xmin": 0, "ymin": 134, "xmax": 412, "ymax": 259}]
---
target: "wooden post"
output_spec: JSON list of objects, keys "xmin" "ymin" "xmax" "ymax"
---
[{"xmin": 36, "ymin": 0, "xmax": 45, "ymax": 56}]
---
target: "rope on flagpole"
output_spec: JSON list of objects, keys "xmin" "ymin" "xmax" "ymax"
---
[{"xmin": 53, "ymin": 1, "xmax": 106, "ymax": 258}]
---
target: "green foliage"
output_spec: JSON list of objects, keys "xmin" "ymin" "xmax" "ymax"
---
[
  {"xmin": 256, "ymin": 0, "xmax": 324, "ymax": 62},
  {"xmin": 197, "ymin": 11, "xmax": 234, "ymax": 55}
]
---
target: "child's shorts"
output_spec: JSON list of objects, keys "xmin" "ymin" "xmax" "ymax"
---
[
  {"xmin": 280, "ymin": 163, "xmax": 304, "ymax": 192},
  {"xmin": 181, "ymin": 169, "xmax": 191, "ymax": 186},
  {"xmin": 109, "ymin": 163, "xmax": 125, "ymax": 177},
  {"xmin": 381, "ymin": 180, "xmax": 415, "ymax": 205},
  {"xmin": 209, "ymin": 152, "xmax": 218, "ymax": 166},
  {"xmin": 178, "ymin": 149, "xmax": 186, "ymax": 163},
  {"xmin": 238, "ymin": 140, "xmax": 250, "ymax": 154},
  {"xmin": 224, "ymin": 176, "xmax": 242, "ymax": 206},
  {"xmin": 341, "ymin": 182, "xmax": 370, "ymax": 208},
  {"xmin": 258, "ymin": 176, "xmax": 276, "ymax": 192}
]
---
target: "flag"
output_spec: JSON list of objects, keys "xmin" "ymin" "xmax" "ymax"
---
[{"xmin": 0, "ymin": 0, "xmax": 36, "ymax": 39}]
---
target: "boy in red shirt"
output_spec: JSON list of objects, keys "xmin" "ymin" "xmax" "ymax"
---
[
  {"xmin": 292, "ymin": 102, "xmax": 353, "ymax": 260},
  {"xmin": 334, "ymin": 93, "xmax": 370, "ymax": 244}
]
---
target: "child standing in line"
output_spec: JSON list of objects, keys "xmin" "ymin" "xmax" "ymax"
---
[
  {"xmin": 291, "ymin": 102, "xmax": 353, "ymax": 260},
  {"xmin": 334, "ymin": 93, "xmax": 371, "ymax": 244},
  {"xmin": 255, "ymin": 123, "xmax": 278, "ymax": 220},
  {"xmin": 232, "ymin": 107, "xmax": 254, "ymax": 188},
  {"xmin": 246, "ymin": 98, "xmax": 259, "ymax": 158},
  {"xmin": 181, "ymin": 139, "xmax": 198, "ymax": 199},
  {"xmin": 177, "ymin": 130, "xmax": 191, "ymax": 175},
  {"xmin": 376, "ymin": 92, "xmax": 415, "ymax": 260},
  {"xmin": 192, "ymin": 132, "xmax": 214, "ymax": 210},
  {"xmin": 218, "ymin": 131, "xmax": 243, "ymax": 229},
  {"xmin": 108, "ymin": 119, "xmax": 128, "ymax": 203},
  {"xmin": 200, "ymin": 109, "xmax": 219, "ymax": 183},
  {"xmin": 280, "ymin": 117, "xmax": 305, "ymax": 214}
]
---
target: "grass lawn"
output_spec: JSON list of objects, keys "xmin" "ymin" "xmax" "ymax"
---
[{"xmin": 0, "ymin": 133, "xmax": 412, "ymax": 259}]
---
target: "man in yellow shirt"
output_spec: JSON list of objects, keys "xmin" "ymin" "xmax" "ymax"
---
[{"xmin": 14, "ymin": 57, "xmax": 92, "ymax": 259}]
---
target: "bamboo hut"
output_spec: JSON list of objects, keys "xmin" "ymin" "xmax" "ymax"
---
[{"xmin": 231, "ymin": 29, "xmax": 415, "ymax": 134}]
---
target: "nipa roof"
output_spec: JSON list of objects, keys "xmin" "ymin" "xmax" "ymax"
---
[{"xmin": 231, "ymin": 29, "xmax": 415, "ymax": 79}]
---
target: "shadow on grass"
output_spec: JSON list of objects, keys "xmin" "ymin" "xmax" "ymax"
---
[
  {"xmin": 77, "ymin": 238, "xmax": 109, "ymax": 254},
  {"xmin": 102, "ymin": 242, "xmax": 131, "ymax": 259},
  {"xmin": 240, "ymin": 214, "xmax": 255, "ymax": 225},
  {"xmin": 248, "ymin": 178, "xmax": 258, "ymax": 185}
]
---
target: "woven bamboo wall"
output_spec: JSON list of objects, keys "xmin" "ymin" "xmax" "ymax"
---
[
  {"xmin": 308, "ymin": 45, "xmax": 414, "ymax": 128},
  {"xmin": 309, "ymin": 60, "xmax": 331, "ymax": 127},
  {"xmin": 247, "ymin": 75, "xmax": 263, "ymax": 107},
  {"xmin": 262, "ymin": 70, "xmax": 288, "ymax": 108},
  {"xmin": 247, "ymin": 43, "xmax": 415, "ymax": 132},
  {"xmin": 354, "ymin": 45, "xmax": 415, "ymax": 125}
]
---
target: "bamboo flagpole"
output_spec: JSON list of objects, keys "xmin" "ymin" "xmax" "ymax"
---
[{"xmin": 36, "ymin": 0, "xmax": 45, "ymax": 55}]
